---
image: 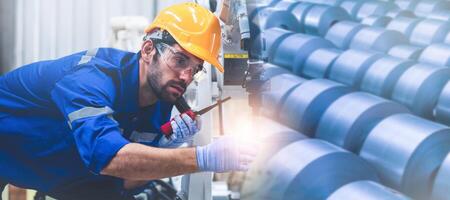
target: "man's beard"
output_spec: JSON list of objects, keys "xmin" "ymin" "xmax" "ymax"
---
[{"xmin": 147, "ymin": 67, "xmax": 187, "ymax": 103}]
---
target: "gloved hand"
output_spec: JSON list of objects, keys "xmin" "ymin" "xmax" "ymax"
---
[
  {"xmin": 196, "ymin": 136, "xmax": 257, "ymax": 172},
  {"xmin": 158, "ymin": 113, "xmax": 201, "ymax": 148}
]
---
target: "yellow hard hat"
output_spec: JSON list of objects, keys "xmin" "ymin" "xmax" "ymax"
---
[{"xmin": 145, "ymin": 2, "xmax": 224, "ymax": 73}]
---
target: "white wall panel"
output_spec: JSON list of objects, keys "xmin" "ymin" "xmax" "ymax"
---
[
  {"xmin": 56, "ymin": 0, "xmax": 74, "ymax": 57},
  {"xmin": 13, "ymin": 0, "xmax": 163, "ymax": 69}
]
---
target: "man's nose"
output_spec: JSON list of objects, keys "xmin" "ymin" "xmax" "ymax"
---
[{"xmin": 179, "ymin": 71, "xmax": 192, "ymax": 84}]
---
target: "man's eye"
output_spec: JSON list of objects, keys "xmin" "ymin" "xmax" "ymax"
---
[{"xmin": 174, "ymin": 56, "xmax": 187, "ymax": 66}]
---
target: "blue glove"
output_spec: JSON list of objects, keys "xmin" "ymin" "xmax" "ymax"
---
[
  {"xmin": 196, "ymin": 136, "xmax": 257, "ymax": 172},
  {"xmin": 158, "ymin": 113, "xmax": 200, "ymax": 148}
]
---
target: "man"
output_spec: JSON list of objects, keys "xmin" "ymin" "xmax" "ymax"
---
[{"xmin": 0, "ymin": 3, "xmax": 256, "ymax": 200}]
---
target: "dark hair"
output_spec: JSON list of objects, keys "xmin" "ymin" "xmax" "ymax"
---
[{"xmin": 144, "ymin": 29, "xmax": 177, "ymax": 46}]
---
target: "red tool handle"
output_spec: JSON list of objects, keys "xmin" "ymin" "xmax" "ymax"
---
[{"xmin": 160, "ymin": 110, "xmax": 196, "ymax": 136}]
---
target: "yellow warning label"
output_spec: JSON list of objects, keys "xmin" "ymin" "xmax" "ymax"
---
[{"xmin": 224, "ymin": 53, "xmax": 248, "ymax": 59}]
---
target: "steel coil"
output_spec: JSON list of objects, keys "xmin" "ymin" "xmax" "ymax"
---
[
  {"xmin": 360, "ymin": 114, "xmax": 450, "ymax": 199},
  {"xmin": 303, "ymin": 48, "xmax": 342, "ymax": 79},
  {"xmin": 325, "ymin": 20, "xmax": 365, "ymax": 49},
  {"xmin": 297, "ymin": 0, "xmax": 343, "ymax": 6},
  {"xmin": 327, "ymin": 181, "xmax": 411, "ymax": 200},
  {"xmin": 392, "ymin": 63, "xmax": 450, "ymax": 119},
  {"xmin": 349, "ymin": 27, "xmax": 408, "ymax": 53},
  {"xmin": 251, "ymin": 27, "xmax": 294, "ymax": 60},
  {"xmin": 251, "ymin": 7, "xmax": 301, "ymax": 36},
  {"xmin": 260, "ymin": 139, "xmax": 379, "ymax": 200},
  {"xmin": 273, "ymin": 0, "xmax": 302, "ymax": 11},
  {"xmin": 261, "ymin": 63, "xmax": 291, "ymax": 80},
  {"xmin": 387, "ymin": 44, "xmax": 423, "ymax": 60},
  {"xmin": 356, "ymin": 1, "xmax": 398, "ymax": 21},
  {"xmin": 339, "ymin": 0, "xmax": 364, "ymax": 19},
  {"xmin": 290, "ymin": 2, "xmax": 315, "ymax": 32},
  {"xmin": 410, "ymin": 19, "xmax": 450, "ymax": 46},
  {"xmin": 414, "ymin": 1, "xmax": 450, "ymax": 17},
  {"xmin": 360, "ymin": 56, "xmax": 414, "ymax": 98},
  {"xmin": 303, "ymin": 5, "xmax": 351, "ymax": 36},
  {"xmin": 418, "ymin": 43, "xmax": 450, "ymax": 67},
  {"xmin": 386, "ymin": 16, "xmax": 420, "ymax": 38},
  {"xmin": 361, "ymin": 15, "xmax": 392, "ymax": 27},
  {"xmin": 432, "ymin": 153, "xmax": 450, "ymax": 200},
  {"xmin": 435, "ymin": 81, "xmax": 450, "ymax": 125},
  {"xmin": 271, "ymin": 33, "xmax": 334, "ymax": 74},
  {"xmin": 319, "ymin": 0, "xmax": 344, "ymax": 6},
  {"xmin": 429, "ymin": 10, "xmax": 450, "ymax": 22},
  {"xmin": 248, "ymin": 3, "xmax": 269, "ymax": 22},
  {"xmin": 241, "ymin": 117, "xmax": 307, "ymax": 200},
  {"xmin": 445, "ymin": 33, "xmax": 450, "ymax": 45},
  {"xmin": 329, "ymin": 49, "xmax": 383, "ymax": 88},
  {"xmin": 279, "ymin": 79, "xmax": 351, "ymax": 136},
  {"xmin": 386, "ymin": 9, "xmax": 415, "ymax": 18},
  {"xmin": 261, "ymin": 68, "xmax": 306, "ymax": 118},
  {"xmin": 394, "ymin": 0, "xmax": 419, "ymax": 10},
  {"xmin": 316, "ymin": 92, "xmax": 409, "ymax": 153}
]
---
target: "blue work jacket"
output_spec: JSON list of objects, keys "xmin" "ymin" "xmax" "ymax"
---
[{"xmin": 0, "ymin": 48, "xmax": 173, "ymax": 194}]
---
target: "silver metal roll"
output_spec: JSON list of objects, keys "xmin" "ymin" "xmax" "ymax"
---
[
  {"xmin": 356, "ymin": 1, "xmax": 398, "ymax": 21},
  {"xmin": 303, "ymin": 5, "xmax": 351, "ymax": 36},
  {"xmin": 327, "ymin": 180, "xmax": 411, "ymax": 200},
  {"xmin": 392, "ymin": 63, "xmax": 450, "ymax": 119},
  {"xmin": 325, "ymin": 20, "xmax": 365, "ymax": 49},
  {"xmin": 316, "ymin": 92, "xmax": 409, "ymax": 153},
  {"xmin": 271, "ymin": 33, "xmax": 334, "ymax": 74},
  {"xmin": 394, "ymin": 0, "xmax": 419, "ymax": 10},
  {"xmin": 349, "ymin": 26, "xmax": 408, "ymax": 53},
  {"xmin": 273, "ymin": 0, "xmax": 302, "ymax": 11},
  {"xmin": 329, "ymin": 49, "xmax": 383, "ymax": 88},
  {"xmin": 279, "ymin": 79, "xmax": 351, "ymax": 136},
  {"xmin": 360, "ymin": 114, "xmax": 450, "ymax": 199},
  {"xmin": 303, "ymin": 48, "xmax": 342, "ymax": 79},
  {"xmin": 261, "ymin": 67, "xmax": 306, "ymax": 119},
  {"xmin": 361, "ymin": 15, "xmax": 392, "ymax": 27},
  {"xmin": 240, "ymin": 117, "xmax": 307, "ymax": 200},
  {"xmin": 338, "ymin": 0, "xmax": 364, "ymax": 19},
  {"xmin": 296, "ymin": 0, "xmax": 343, "ymax": 6},
  {"xmin": 317, "ymin": 0, "xmax": 344, "ymax": 6},
  {"xmin": 386, "ymin": 9, "xmax": 415, "ymax": 18},
  {"xmin": 414, "ymin": 1, "xmax": 450, "ymax": 17},
  {"xmin": 410, "ymin": 19, "xmax": 450, "ymax": 47},
  {"xmin": 251, "ymin": 7, "xmax": 301, "ymax": 36},
  {"xmin": 429, "ymin": 10, "xmax": 450, "ymax": 22},
  {"xmin": 434, "ymin": 81, "xmax": 450, "ymax": 125},
  {"xmin": 445, "ymin": 33, "xmax": 450, "ymax": 45},
  {"xmin": 360, "ymin": 56, "xmax": 414, "ymax": 98},
  {"xmin": 432, "ymin": 153, "xmax": 450, "ymax": 200},
  {"xmin": 251, "ymin": 27, "xmax": 294, "ymax": 60},
  {"xmin": 418, "ymin": 43, "xmax": 450, "ymax": 67},
  {"xmin": 386, "ymin": 16, "xmax": 420, "ymax": 38},
  {"xmin": 290, "ymin": 2, "xmax": 315, "ymax": 32},
  {"xmin": 387, "ymin": 44, "xmax": 423, "ymax": 60},
  {"xmin": 260, "ymin": 139, "xmax": 379, "ymax": 200},
  {"xmin": 248, "ymin": 3, "xmax": 269, "ymax": 22},
  {"xmin": 261, "ymin": 62, "xmax": 291, "ymax": 80}
]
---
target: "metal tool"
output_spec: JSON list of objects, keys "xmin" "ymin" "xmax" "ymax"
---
[{"xmin": 160, "ymin": 96, "xmax": 232, "ymax": 136}]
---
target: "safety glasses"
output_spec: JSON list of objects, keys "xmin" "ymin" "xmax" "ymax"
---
[{"xmin": 155, "ymin": 42, "xmax": 207, "ymax": 81}]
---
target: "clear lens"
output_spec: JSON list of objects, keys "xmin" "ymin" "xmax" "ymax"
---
[{"xmin": 156, "ymin": 42, "xmax": 206, "ymax": 80}]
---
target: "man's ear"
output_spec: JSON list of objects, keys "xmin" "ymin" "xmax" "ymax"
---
[{"xmin": 141, "ymin": 40, "xmax": 156, "ymax": 63}]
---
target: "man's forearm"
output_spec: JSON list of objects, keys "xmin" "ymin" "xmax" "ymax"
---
[{"xmin": 101, "ymin": 143, "xmax": 198, "ymax": 180}]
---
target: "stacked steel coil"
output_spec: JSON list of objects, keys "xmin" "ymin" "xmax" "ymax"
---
[{"xmin": 243, "ymin": 0, "xmax": 450, "ymax": 199}]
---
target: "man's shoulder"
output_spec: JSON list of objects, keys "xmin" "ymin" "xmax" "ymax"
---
[{"xmin": 80, "ymin": 48, "xmax": 138, "ymax": 71}]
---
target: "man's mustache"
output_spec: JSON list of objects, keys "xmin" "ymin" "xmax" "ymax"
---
[{"xmin": 167, "ymin": 80, "xmax": 187, "ymax": 91}]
